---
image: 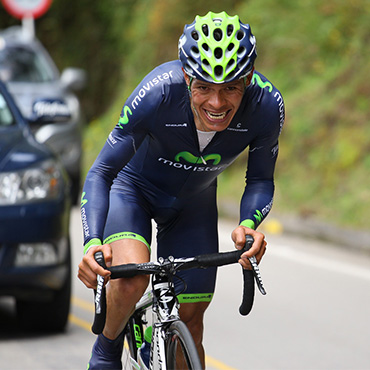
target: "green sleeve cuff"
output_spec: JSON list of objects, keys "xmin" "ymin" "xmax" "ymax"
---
[
  {"xmin": 239, "ymin": 219, "xmax": 256, "ymax": 230},
  {"xmin": 83, "ymin": 238, "xmax": 102, "ymax": 254}
]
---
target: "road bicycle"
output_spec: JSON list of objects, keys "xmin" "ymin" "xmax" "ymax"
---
[{"xmin": 92, "ymin": 235, "xmax": 266, "ymax": 369}]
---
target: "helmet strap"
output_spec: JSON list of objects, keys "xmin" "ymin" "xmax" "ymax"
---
[{"xmin": 187, "ymin": 76, "xmax": 194, "ymax": 97}]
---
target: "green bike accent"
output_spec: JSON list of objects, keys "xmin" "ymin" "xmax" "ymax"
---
[
  {"xmin": 252, "ymin": 74, "xmax": 273, "ymax": 93},
  {"xmin": 81, "ymin": 191, "xmax": 88, "ymax": 207},
  {"xmin": 240, "ymin": 219, "xmax": 256, "ymax": 230},
  {"xmin": 103, "ymin": 232, "xmax": 151, "ymax": 253},
  {"xmin": 175, "ymin": 151, "xmax": 221, "ymax": 165},
  {"xmin": 83, "ymin": 238, "xmax": 102, "ymax": 255},
  {"xmin": 177, "ymin": 293, "xmax": 213, "ymax": 303},
  {"xmin": 144, "ymin": 326, "xmax": 153, "ymax": 343},
  {"xmin": 118, "ymin": 105, "xmax": 133, "ymax": 128},
  {"xmin": 134, "ymin": 324, "xmax": 143, "ymax": 349}
]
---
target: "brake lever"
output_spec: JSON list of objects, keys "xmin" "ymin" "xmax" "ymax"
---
[{"xmin": 245, "ymin": 235, "xmax": 266, "ymax": 295}]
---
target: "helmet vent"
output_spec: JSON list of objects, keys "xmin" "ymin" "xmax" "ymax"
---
[
  {"xmin": 187, "ymin": 56, "xmax": 198, "ymax": 70},
  {"xmin": 213, "ymin": 28, "xmax": 223, "ymax": 41},
  {"xmin": 191, "ymin": 31, "xmax": 199, "ymax": 41},
  {"xmin": 202, "ymin": 43, "xmax": 209, "ymax": 52},
  {"xmin": 236, "ymin": 30, "xmax": 245, "ymax": 40},
  {"xmin": 227, "ymin": 25, "xmax": 234, "ymax": 37},
  {"xmin": 227, "ymin": 59, "xmax": 235, "ymax": 69},
  {"xmin": 227, "ymin": 43, "xmax": 235, "ymax": 52},
  {"xmin": 238, "ymin": 55, "xmax": 250, "ymax": 70},
  {"xmin": 202, "ymin": 25, "xmax": 209, "ymax": 37},
  {"xmin": 191, "ymin": 46, "xmax": 200, "ymax": 58},
  {"xmin": 237, "ymin": 46, "xmax": 246, "ymax": 57},
  {"xmin": 214, "ymin": 47, "xmax": 223, "ymax": 59},
  {"xmin": 201, "ymin": 70, "xmax": 211, "ymax": 80},
  {"xmin": 214, "ymin": 65, "xmax": 223, "ymax": 77},
  {"xmin": 226, "ymin": 71, "xmax": 236, "ymax": 81}
]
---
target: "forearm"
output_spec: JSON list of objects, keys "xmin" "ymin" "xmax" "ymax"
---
[{"xmin": 239, "ymin": 179, "xmax": 274, "ymax": 230}]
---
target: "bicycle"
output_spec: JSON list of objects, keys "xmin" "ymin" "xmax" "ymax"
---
[{"xmin": 92, "ymin": 235, "xmax": 266, "ymax": 369}]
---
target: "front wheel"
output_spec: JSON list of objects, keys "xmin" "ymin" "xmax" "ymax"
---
[{"xmin": 165, "ymin": 320, "xmax": 203, "ymax": 369}]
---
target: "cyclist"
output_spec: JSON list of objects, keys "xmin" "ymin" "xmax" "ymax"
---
[{"xmin": 78, "ymin": 11, "xmax": 285, "ymax": 369}]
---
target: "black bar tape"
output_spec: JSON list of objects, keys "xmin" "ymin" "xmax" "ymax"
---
[{"xmin": 92, "ymin": 251, "xmax": 107, "ymax": 334}]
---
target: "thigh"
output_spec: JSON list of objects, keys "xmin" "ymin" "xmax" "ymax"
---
[
  {"xmin": 103, "ymin": 185, "xmax": 153, "ymax": 253},
  {"xmin": 156, "ymin": 186, "xmax": 219, "ymax": 302}
]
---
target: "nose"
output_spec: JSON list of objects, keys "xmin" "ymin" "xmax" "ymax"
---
[{"xmin": 208, "ymin": 90, "xmax": 226, "ymax": 109}]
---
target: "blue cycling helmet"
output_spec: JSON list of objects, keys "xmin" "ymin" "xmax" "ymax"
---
[{"xmin": 178, "ymin": 11, "xmax": 257, "ymax": 84}]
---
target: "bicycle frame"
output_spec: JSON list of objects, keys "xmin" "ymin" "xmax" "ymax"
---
[
  {"xmin": 92, "ymin": 235, "xmax": 266, "ymax": 369},
  {"xmin": 126, "ymin": 262, "xmax": 184, "ymax": 369}
]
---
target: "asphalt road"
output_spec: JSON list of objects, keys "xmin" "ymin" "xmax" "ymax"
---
[{"xmin": 0, "ymin": 207, "xmax": 369, "ymax": 369}]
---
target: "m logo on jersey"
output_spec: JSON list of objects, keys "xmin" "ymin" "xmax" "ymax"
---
[
  {"xmin": 252, "ymin": 74, "xmax": 273, "ymax": 93},
  {"xmin": 118, "ymin": 105, "xmax": 133, "ymax": 128},
  {"xmin": 175, "ymin": 151, "xmax": 221, "ymax": 165}
]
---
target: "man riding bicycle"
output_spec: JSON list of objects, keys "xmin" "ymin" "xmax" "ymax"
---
[{"xmin": 78, "ymin": 11, "xmax": 285, "ymax": 369}]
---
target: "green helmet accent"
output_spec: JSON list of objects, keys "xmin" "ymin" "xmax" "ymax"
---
[{"xmin": 179, "ymin": 11, "xmax": 257, "ymax": 83}]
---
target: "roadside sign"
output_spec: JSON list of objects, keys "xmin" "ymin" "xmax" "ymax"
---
[{"xmin": 1, "ymin": 0, "xmax": 52, "ymax": 19}]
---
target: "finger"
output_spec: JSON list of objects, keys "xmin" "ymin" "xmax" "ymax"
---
[
  {"xmin": 241, "ymin": 239, "xmax": 267, "ymax": 265},
  {"xmin": 233, "ymin": 227, "xmax": 248, "ymax": 249},
  {"xmin": 77, "ymin": 268, "xmax": 97, "ymax": 289},
  {"xmin": 238, "ymin": 257, "xmax": 252, "ymax": 270},
  {"xmin": 85, "ymin": 247, "xmax": 112, "ymax": 276},
  {"xmin": 101, "ymin": 244, "xmax": 113, "ymax": 268}
]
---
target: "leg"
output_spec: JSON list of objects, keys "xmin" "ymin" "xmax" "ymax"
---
[
  {"xmin": 88, "ymin": 185, "xmax": 152, "ymax": 369},
  {"xmin": 101, "ymin": 186, "xmax": 153, "ymax": 339},
  {"xmin": 155, "ymin": 185, "xmax": 219, "ymax": 367},
  {"xmin": 103, "ymin": 238, "xmax": 150, "ymax": 340},
  {"xmin": 179, "ymin": 301, "xmax": 210, "ymax": 369}
]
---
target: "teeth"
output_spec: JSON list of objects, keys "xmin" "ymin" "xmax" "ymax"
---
[{"xmin": 206, "ymin": 110, "xmax": 227, "ymax": 120}]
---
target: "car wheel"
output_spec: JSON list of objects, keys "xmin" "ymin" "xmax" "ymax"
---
[{"xmin": 16, "ymin": 256, "xmax": 71, "ymax": 332}]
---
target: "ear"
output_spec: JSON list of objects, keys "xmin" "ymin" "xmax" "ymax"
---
[
  {"xmin": 245, "ymin": 67, "xmax": 255, "ymax": 87},
  {"xmin": 182, "ymin": 68, "xmax": 191, "ymax": 87}
]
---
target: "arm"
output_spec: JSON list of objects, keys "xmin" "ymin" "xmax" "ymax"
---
[
  {"xmin": 235, "ymin": 87, "xmax": 285, "ymax": 266},
  {"xmin": 78, "ymin": 124, "xmax": 147, "ymax": 288},
  {"xmin": 78, "ymin": 62, "xmax": 176, "ymax": 288}
]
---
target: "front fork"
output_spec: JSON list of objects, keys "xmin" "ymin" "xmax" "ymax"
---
[{"xmin": 150, "ymin": 268, "xmax": 180, "ymax": 369}]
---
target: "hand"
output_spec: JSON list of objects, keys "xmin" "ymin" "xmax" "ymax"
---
[
  {"xmin": 78, "ymin": 244, "xmax": 112, "ymax": 289},
  {"xmin": 231, "ymin": 226, "xmax": 267, "ymax": 270}
]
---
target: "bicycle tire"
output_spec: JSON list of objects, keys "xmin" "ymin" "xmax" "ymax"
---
[{"xmin": 165, "ymin": 320, "xmax": 203, "ymax": 369}]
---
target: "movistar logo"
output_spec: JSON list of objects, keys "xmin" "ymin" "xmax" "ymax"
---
[
  {"xmin": 252, "ymin": 74, "xmax": 273, "ymax": 93},
  {"xmin": 253, "ymin": 209, "xmax": 263, "ymax": 224},
  {"xmin": 81, "ymin": 192, "xmax": 88, "ymax": 207},
  {"xmin": 175, "ymin": 151, "xmax": 221, "ymax": 165},
  {"xmin": 118, "ymin": 105, "xmax": 133, "ymax": 128}
]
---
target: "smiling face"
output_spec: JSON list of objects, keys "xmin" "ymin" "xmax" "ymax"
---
[{"xmin": 184, "ymin": 69, "xmax": 253, "ymax": 132}]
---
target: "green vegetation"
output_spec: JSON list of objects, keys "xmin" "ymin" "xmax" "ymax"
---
[{"xmin": 1, "ymin": 0, "xmax": 369, "ymax": 229}]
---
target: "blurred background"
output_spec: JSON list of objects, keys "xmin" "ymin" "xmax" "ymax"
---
[
  {"xmin": 1, "ymin": 1, "xmax": 370, "ymax": 369},
  {"xmin": 2, "ymin": 0, "xmax": 369, "ymax": 230}
]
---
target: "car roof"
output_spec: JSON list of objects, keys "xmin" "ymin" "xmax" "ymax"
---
[{"xmin": 0, "ymin": 26, "xmax": 60, "ymax": 77}]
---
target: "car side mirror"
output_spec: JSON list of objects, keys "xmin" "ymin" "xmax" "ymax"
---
[{"xmin": 60, "ymin": 68, "xmax": 87, "ymax": 91}]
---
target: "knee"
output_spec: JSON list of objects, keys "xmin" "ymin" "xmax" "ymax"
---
[
  {"xmin": 179, "ymin": 302, "xmax": 209, "ymax": 346},
  {"xmin": 108, "ymin": 275, "xmax": 149, "ymax": 304}
]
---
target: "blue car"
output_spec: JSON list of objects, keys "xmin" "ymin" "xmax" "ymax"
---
[{"xmin": 0, "ymin": 80, "xmax": 71, "ymax": 331}]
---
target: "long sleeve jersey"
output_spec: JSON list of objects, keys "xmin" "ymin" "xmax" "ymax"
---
[{"xmin": 81, "ymin": 60, "xmax": 285, "ymax": 249}]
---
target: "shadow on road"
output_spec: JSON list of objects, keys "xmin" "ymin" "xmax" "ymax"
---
[{"xmin": 0, "ymin": 297, "xmax": 66, "ymax": 340}]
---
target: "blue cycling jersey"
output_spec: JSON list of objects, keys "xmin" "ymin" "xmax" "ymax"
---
[{"xmin": 81, "ymin": 60, "xmax": 285, "ymax": 252}]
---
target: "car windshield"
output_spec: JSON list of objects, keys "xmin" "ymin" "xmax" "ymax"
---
[
  {"xmin": 0, "ymin": 92, "xmax": 15, "ymax": 126},
  {"xmin": 0, "ymin": 46, "xmax": 55, "ymax": 83}
]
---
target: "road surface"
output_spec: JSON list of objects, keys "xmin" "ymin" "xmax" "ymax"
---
[{"xmin": 0, "ymin": 207, "xmax": 369, "ymax": 369}]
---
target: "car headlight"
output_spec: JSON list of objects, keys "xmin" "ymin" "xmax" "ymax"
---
[{"xmin": 0, "ymin": 159, "xmax": 63, "ymax": 205}]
